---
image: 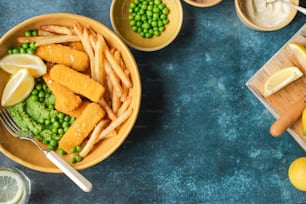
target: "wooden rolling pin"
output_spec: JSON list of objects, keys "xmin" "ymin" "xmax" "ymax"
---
[{"xmin": 270, "ymin": 95, "xmax": 306, "ymax": 137}]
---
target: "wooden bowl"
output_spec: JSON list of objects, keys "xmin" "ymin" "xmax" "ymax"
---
[
  {"xmin": 184, "ymin": 0, "xmax": 222, "ymax": 7},
  {"xmin": 235, "ymin": 0, "xmax": 299, "ymax": 31},
  {"xmin": 110, "ymin": 0, "xmax": 183, "ymax": 52},
  {"xmin": 0, "ymin": 13, "xmax": 141, "ymax": 173}
]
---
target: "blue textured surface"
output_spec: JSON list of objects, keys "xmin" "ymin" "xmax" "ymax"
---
[{"xmin": 0, "ymin": 0, "xmax": 306, "ymax": 203}]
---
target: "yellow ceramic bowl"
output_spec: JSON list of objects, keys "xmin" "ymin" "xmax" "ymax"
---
[
  {"xmin": 0, "ymin": 13, "xmax": 141, "ymax": 173},
  {"xmin": 235, "ymin": 0, "xmax": 299, "ymax": 31},
  {"xmin": 110, "ymin": 0, "xmax": 183, "ymax": 52},
  {"xmin": 184, "ymin": 0, "xmax": 222, "ymax": 7}
]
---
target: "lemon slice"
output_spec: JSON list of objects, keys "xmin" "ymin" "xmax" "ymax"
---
[
  {"xmin": 0, "ymin": 170, "xmax": 24, "ymax": 204},
  {"xmin": 1, "ymin": 69, "xmax": 34, "ymax": 107},
  {"xmin": 288, "ymin": 42, "xmax": 306, "ymax": 73},
  {"xmin": 303, "ymin": 108, "xmax": 306, "ymax": 136},
  {"xmin": 288, "ymin": 157, "xmax": 306, "ymax": 191},
  {"xmin": 0, "ymin": 54, "xmax": 46, "ymax": 77},
  {"xmin": 263, "ymin": 66, "xmax": 303, "ymax": 97}
]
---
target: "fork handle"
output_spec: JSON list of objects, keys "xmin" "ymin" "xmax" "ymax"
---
[{"xmin": 46, "ymin": 151, "xmax": 93, "ymax": 192}]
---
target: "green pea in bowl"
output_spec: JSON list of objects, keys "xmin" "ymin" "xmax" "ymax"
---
[{"xmin": 110, "ymin": 0, "xmax": 183, "ymax": 52}]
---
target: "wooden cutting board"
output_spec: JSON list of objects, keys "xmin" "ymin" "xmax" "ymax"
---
[{"xmin": 246, "ymin": 23, "xmax": 306, "ymax": 151}]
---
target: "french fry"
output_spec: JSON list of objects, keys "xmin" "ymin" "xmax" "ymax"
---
[
  {"xmin": 40, "ymin": 25, "xmax": 73, "ymax": 35},
  {"xmin": 79, "ymin": 119, "xmax": 109, "ymax": 157},
  {"xmin": 120, "ymin": 85, "xmax": 128, "ymax": 102},
  {"xmin": 95, "ymin": 107, "xmax": 133, "ymax": 144},
  {"xmin": 112, "ymin": 88, "xmax": 121, "ymax": 113},
  {"xmin": 38, "ymin": 30, "xmax": 55, "ymax": 36},
  {"xmin": 17, "ymin": 35, "xmax": 80, "ymax": 47},
  {"xmin": 117, "ymin": 95, "xmax": 132, "ymax": 116},
  {"xmin": 106, "ymin": 75, "xmax": 113, "ymax": 98},
  {"xmin": 104, "ymin": 60, "xmax": 122, "ymax": 97},
  {"xmin": 103, "ymin": 130, "xmax": 117, "ymax": 139},
  {"xmin": 99, "ymin": 97, "xmax": 117, "ymax": 121},
  {"xmin": 81, "ymin": 27, "xmax": 95, "ymax": 78},
  {"xmin": 93, "ymin": 34, "xmax": 105, "ymax": 85},
  {"xmin": 105, "ymin": 50, "xmax": 132, "ymax": 88}
]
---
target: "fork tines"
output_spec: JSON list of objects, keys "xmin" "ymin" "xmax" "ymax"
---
[{"xmin": 0, "ymin": 109, "xmax": 21, "ymax": 134}]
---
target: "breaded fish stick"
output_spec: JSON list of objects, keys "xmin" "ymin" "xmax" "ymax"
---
[
  {"xmin": 43, "ymin": 74, "xmax": 82, "ymax": 112},
  {"xmin": 56, "ymin": 101, "xmax": 90, "ymax": 118},
  {"xmin": 50, "ymin": 64, "xmax": 105, "ymax": 102},
  {"xmin": 59, "ymin": 103, "xmax": 105, "ymax": 153},
  {"xmin": 36, "ymin": 43, "xmax": 89, "ymax": 72}
]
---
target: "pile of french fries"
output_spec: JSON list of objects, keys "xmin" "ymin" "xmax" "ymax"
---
[{"xmin": 17, "ymin": 23, "xmax": 134, "ymax": 158}]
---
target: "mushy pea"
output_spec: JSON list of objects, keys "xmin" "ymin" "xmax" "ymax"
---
[{"xmin": 8, "ymin": 77, "xmax": 75, "ymax": 150}]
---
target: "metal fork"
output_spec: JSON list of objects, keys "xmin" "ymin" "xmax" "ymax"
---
[
  {"xmin": 266, "ymin": 0, "xmax": 306, "ymax": 15},
  {"xmin": 0, "ymin": 109, "xmax": 93, "ymax": 192}
]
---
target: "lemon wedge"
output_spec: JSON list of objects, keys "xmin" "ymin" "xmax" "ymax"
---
[
  {"xmin": 0, "ymin": 54, "xmax": 46, "ymax": 77},
  {"xmin": 1, "ymin": 69, "xmax": 34, "ymax": 107},
  {"xmin": 0, "ymin": 170, "xmax": 24, "ymax": 204},
  {"xmin": 288, "ymin": 42, "xmax": 306, "ymax": 73},
  {"xmin": 263, "ymin": 66, "xmax": 303, "ymax": 97}
]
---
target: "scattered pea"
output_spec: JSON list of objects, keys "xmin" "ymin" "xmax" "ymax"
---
[
  {"xmin": 76, "ymin": 146, "xmax": 82, "ymax": 152},
  {"xmin": 71, "ymin": 157, "xmax": 77, "ymax": 164},
  {"xmin": 70, "ymin": 147, "xmax": 76, "ymax": 153},
  {"xmin": 75, "ymin": 155, "xmax": 82, "ymax": 162}
]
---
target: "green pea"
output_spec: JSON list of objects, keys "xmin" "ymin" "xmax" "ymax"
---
[
  {"xmin": 132, "ymin": 26, "xmax": 138, "ymax": 32},
  {"xmin": 162, "ymin": 8, "xmax": 169, "ymax": 14},
  {"xmin": 22, "ymin": 43, "xmax": 29, "ymax": 48},
  {"xmin": 30, "ymin": 42, "xmax": 35, "ymax": 49},
  {"xmin": 8, "ymin": 49, "xmax": 13, "ymax": 54},
  {"xmin": 27, "ymin": 48, "xmax": 35, "ymax": 54},
  {"xmin": 32, "ymin": 89, "xmax": 38, "ymax": 95},
  {"xmin": 58, "ymin": 128, "xmax": 64, "ymax": 135},
  {"xmin": 20, "ymin": 47, "xmax": 26, "ymax": 53},
  {"xmin": 59, "ymin": 148, "xmax": 66, "ymax": 155},
  {"xmin": 130, "ymin": 20, "xmax": 136, "ymax": 26},
  {"xmin": 24, "ymin": 30, "xmax": 32, "ymax": 37},
  {"xmin": 53, "ymin": 121, "xmax": 60, "ymax": 129},
  {"xmin": 70, "ymin": 147, "xmax": 76, "ymax": 153},
  {"xmin": 12, "ymin": 48, "xmax": 19, "ymax": 54},
  {"xmin": 58, "ymin": 113, "xmax": 65, "ymax": 120},
  {"xmin": 145, "ymin": 32, "xmax": 152, "ymax": 38},
  {"xmin": 76, "ymin": 146, "xmax": 82, "ymax": 152},
  {"xmin": 62, "ymin": 121, "xmax": 70, "ymax": 128},
  {"xmin": 52, "ymin": 127, "xmax": 58, "ymax": 133},
  {"xmin": 31, "ymin": 95, "xmax": 38, "ymax": 102},
  {"xmin": 162, "ymin": 19, "xmax": 169, "ymax": 25},
  {"xmin": 48, "ymin": 144, "xmax": 55, "ymax": 150},
  {"xmin": 38, "ymin": 91, "xmax": 45, "ymax": 98},
  {"xmin": 35, "ymin": 84, "xmax": 42, "ymax": 90},
  {"xmin": 142, "ymin": 22, "xmax": 150, "ymax": 29},
  {"xmin": 50, "ymin": 139, "xmax": 58, "ymax": 147},
  {"xmin": 32, "ymin": 30, "xmax": 38, "ymax": 36},
  {"xmin": 71, "ymin": 157, "xmax": 77, "ymax": 164},
  {"xmin": 63, "ymin": 115, "xmax": 70, "ymax": 122},
  {"xmin": 45, "ymin": 119, "xmax": 51, "ymax": 126},
  {"xmin": 75, "ymin": 155, "xmax": 82, "ymax": 162},
  {"xmin": 43, "ymin": 139, "xmax": 49, "ymax": 145},
  {"xmin": 130, "ymin": 2, "xmax": 136, "ymax": 8}
]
